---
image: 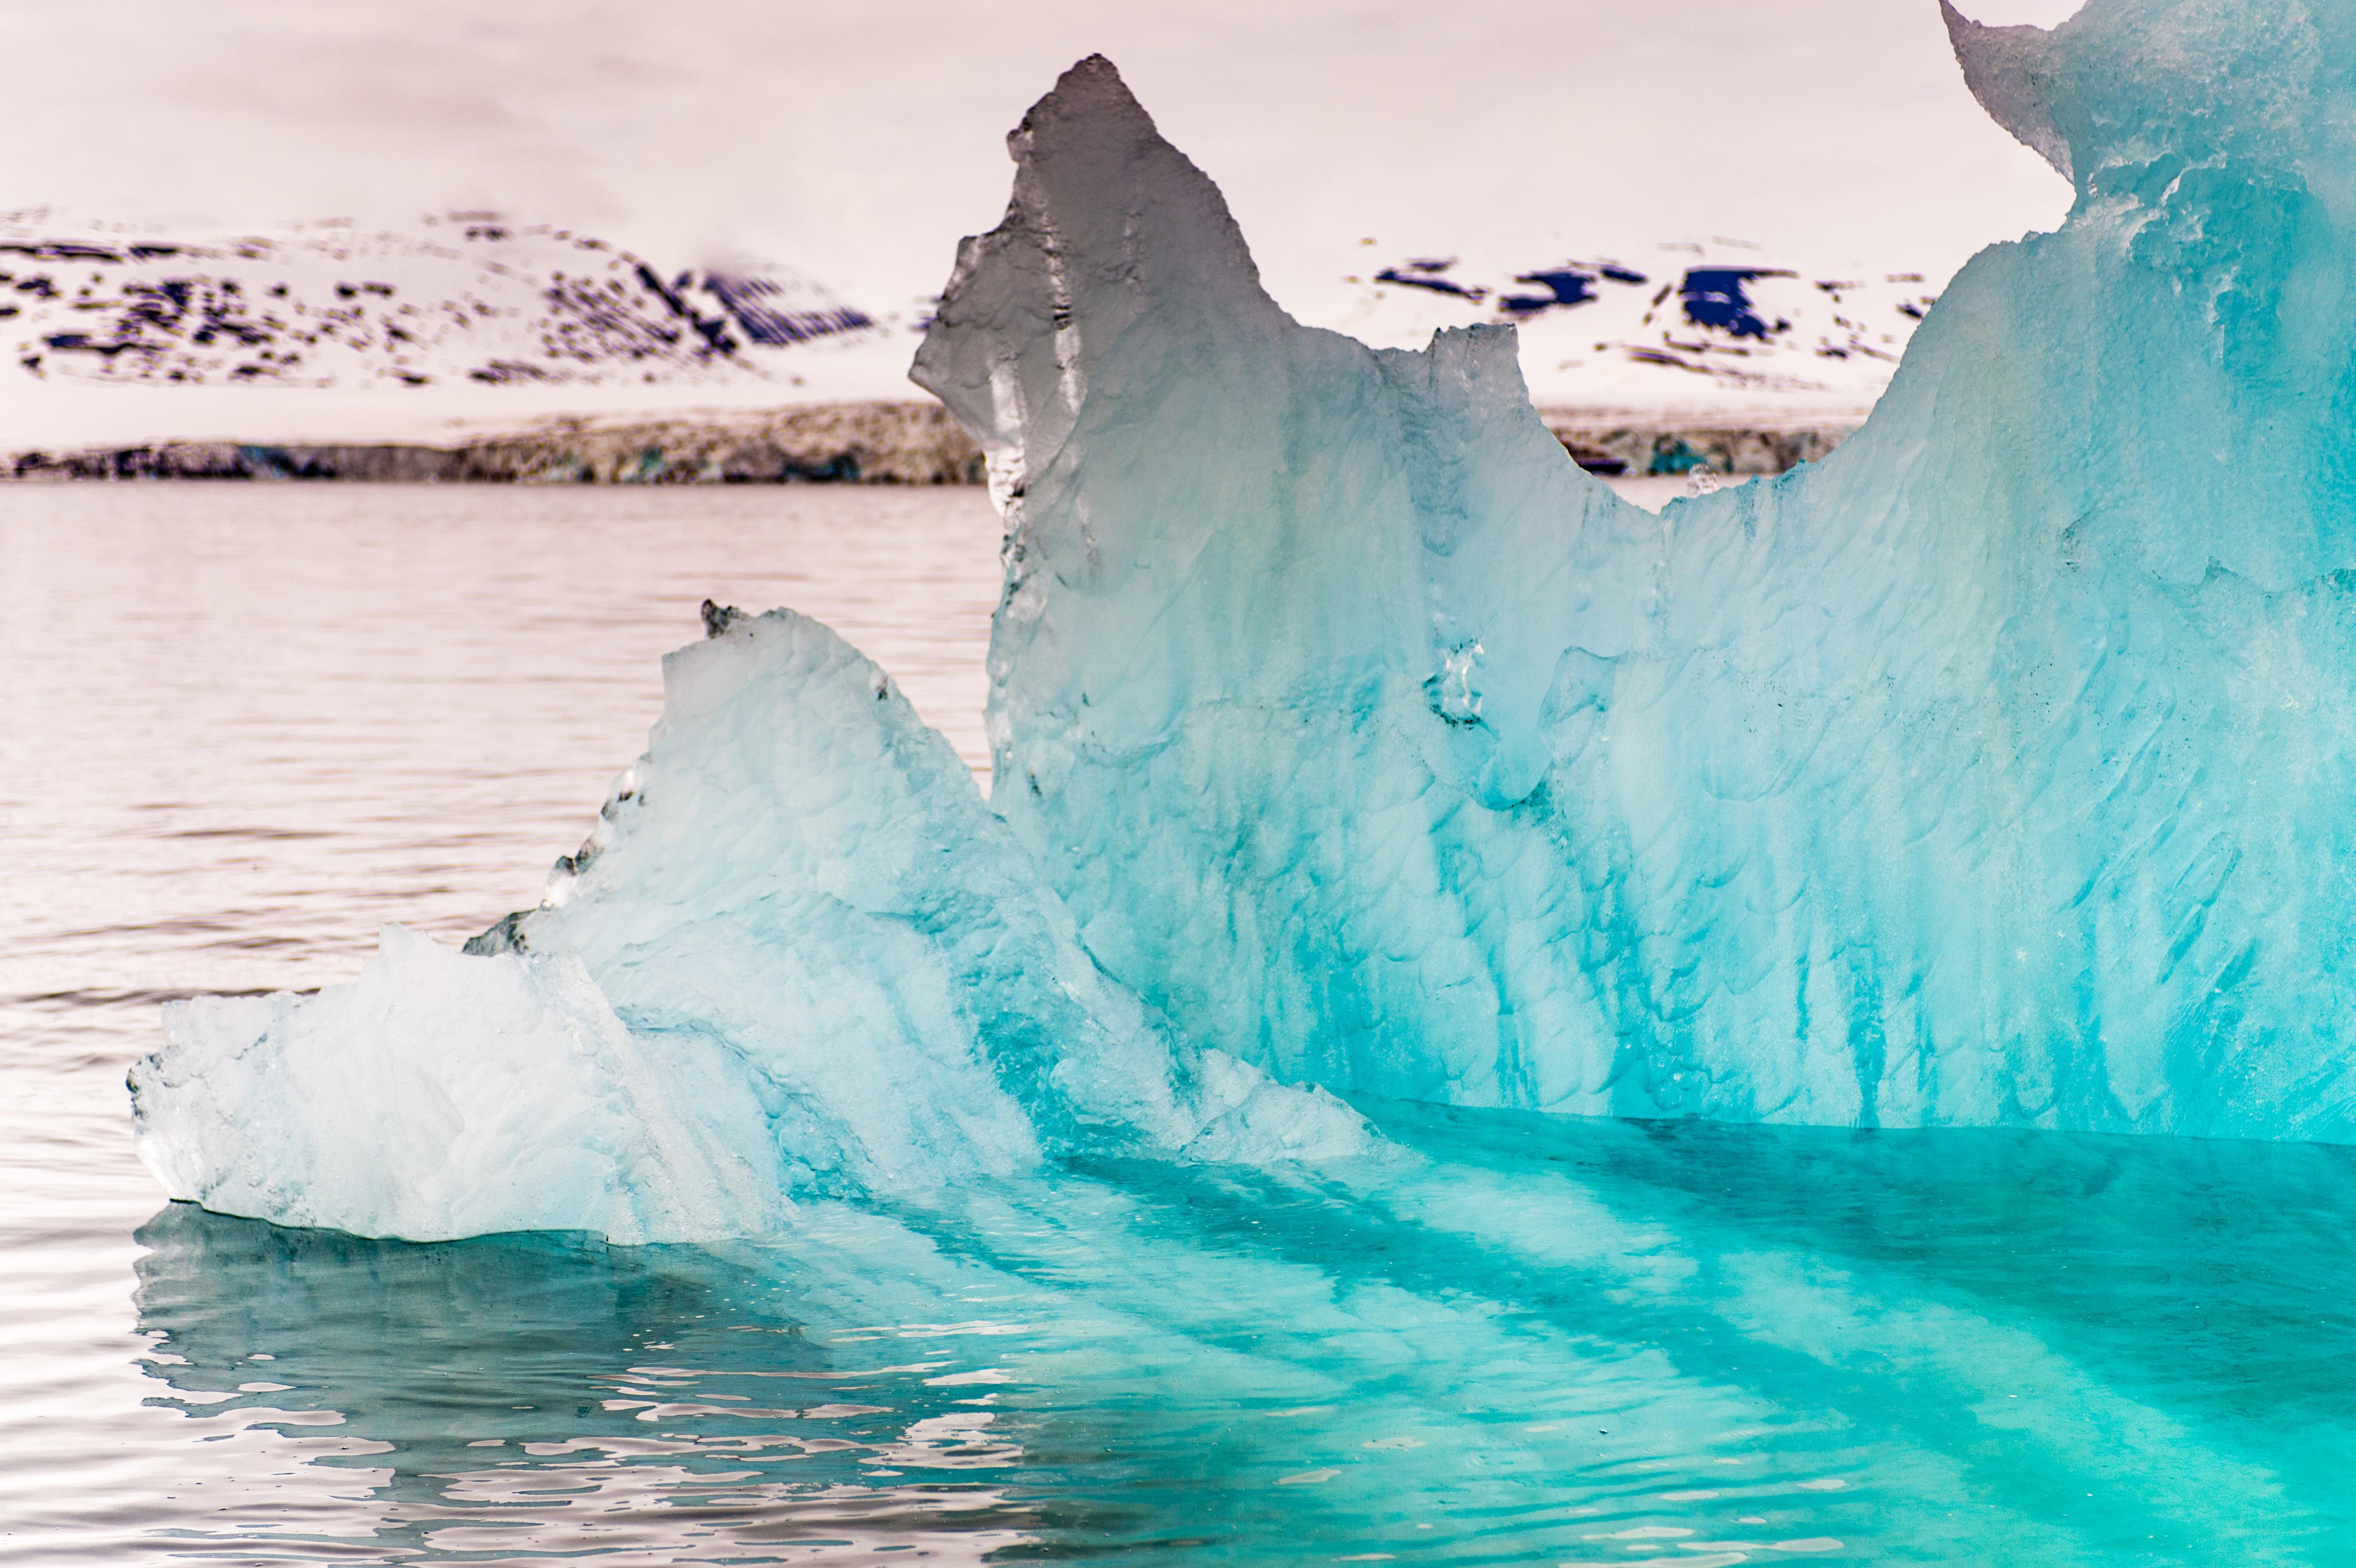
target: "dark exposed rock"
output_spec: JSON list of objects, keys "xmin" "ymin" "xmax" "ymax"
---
[
  {"xmin": 1538, "ymin": 414, "xmax": 1855, "ymax": 477},
  {"xmin": 6, "ymin": 442, "xmax": 476, "ymax": 482},
  {"xmin": 4, "ymin": 402, "xmax": 987, "ymax": 485},
  {"xmin": 453, "ymin": 403, "xmax": 986, "ymax": 485},
  {"xmin": 3, "ymin": 403, "xmax": 1853, "ymax": 485}
]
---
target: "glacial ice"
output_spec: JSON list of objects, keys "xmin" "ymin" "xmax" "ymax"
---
[
  {"xmin": 913, "ymin": 5, "xmax": 2356, "ymax": 1143},
  {"xmin": 135, "ymin": 925, "xmax": 793, "ymax": 1244},
  {"xmin": 132, "ymin": 611, "xmax": 1367, "ymax": 1241},
  {"xmin": 132, "ymin": 0, "xmax": 2356, "ymax": 1245}
]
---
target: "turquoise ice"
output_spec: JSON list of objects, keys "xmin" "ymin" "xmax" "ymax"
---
[
  {"xmin": 106, "ymin": 7, "xmax": 2356, "ymax": 1559},
  {"xmin": 132, "ymin": 0, "xmax": 2356, "ymax": 1249},
  {"xmin": 916, "ymin": 3, "xmax": 2356, "ymax": 1142},
  {"xmin": 131, "ymin": 1109, "xmax": 2356, "ymax": 1562}
]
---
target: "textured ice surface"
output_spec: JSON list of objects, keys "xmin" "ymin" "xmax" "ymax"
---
[
  {"xmin": 133, "ymin": 611, "xmax": 1366, "ymax": 1241},
  {"xmin": 134, "ymin": 925, "xmax": 790, "ymax": 1243},
  {"xmin": 131, "ymin": 0, "xmax": 2356, "ymax": 1246},
  {"xmin": 913, "ymin": 7, "xmax": 2356, "ymax": 1143}
]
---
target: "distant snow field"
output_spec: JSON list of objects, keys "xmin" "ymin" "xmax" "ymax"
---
[
  {"xmin": 1316, "ymin": 240, "xmax": 1938, "ymax": 419},
  {"xmin": 0, "ymin": 212, "xmax": 1939, "ymax": 449}
]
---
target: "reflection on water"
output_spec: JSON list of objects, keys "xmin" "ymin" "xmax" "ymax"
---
[
  {"xmin": 6, "ymin": 484, "xmax": 2356, "ymax": 1563},
  {"xmin": 126, "ymin": 1105, "xmax": 2356, "ymax": 1564},
  {"xmin": 0, "ymin": 482, "xmax": 1009, "ymax": 1565},
  {"xmin": 131, "ymin": 1206, "xmax": 1037, "ymax": 1561}
]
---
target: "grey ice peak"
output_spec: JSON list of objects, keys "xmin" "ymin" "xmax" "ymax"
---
[
  {"xmin": 911, "ymin": 54, "xmax": 1281, "ymax": 478},
  {"xmin": 1941, "ymin": 0, "xmax": 2074, "ymax": 180}
]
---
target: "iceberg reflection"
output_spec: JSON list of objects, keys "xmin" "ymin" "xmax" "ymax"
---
[{"xmin": 134, "ymin": 1104, "xmax": 2356, "ymax": 1561}]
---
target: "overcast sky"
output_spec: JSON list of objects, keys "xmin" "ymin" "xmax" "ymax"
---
[{"xmin": 0, "ymin": 1, "xmax": 2082, "ymax": 317}]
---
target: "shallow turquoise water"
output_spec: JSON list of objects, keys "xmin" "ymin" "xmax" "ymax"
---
[
  {"xmin": 4, "ymin": 484, "xmax": 2352, "ymax": 1563},
  {"xmin": 111, "ymin": 1110, "xmax": 2356, "ymax": 1562}
]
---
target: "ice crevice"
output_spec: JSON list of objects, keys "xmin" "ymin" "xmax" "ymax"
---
[{"xmin": 133, "ymin": 0, "xmax": 2356, "ymax": 1241}]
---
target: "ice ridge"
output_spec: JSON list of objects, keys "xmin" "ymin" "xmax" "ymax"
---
[
  {"xmin": 913, "ymin": 17, "xmax": 2356, "ymax": 1142},
  {"xmin": 132, "ymin": 610, "xmax": 1368, "ymax": 1241},
  {"xmin": 132, "ymin": 0, "xmax": 2356, "ymax": 1246}
]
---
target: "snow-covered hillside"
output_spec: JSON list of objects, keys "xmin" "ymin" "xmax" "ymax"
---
[
  {"xmin": 0, "ymin": 211, "xmax": 901, "ymax": 392},
  {"xmin": 1318, "ymin": 241, "xmax": 1940, "ymax": 417},
  {"xmin": 0, "ymin": 213, "xmax": 1937, "ymax": 451}
]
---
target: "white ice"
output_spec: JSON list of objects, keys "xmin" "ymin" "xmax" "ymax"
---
[{"xmin": 133, "ymin": 611, "xmax": 1367, "ymax": 1241}]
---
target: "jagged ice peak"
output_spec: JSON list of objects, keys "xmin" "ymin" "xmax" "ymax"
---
[{"xmin": 132, "ymin": 0, "xmax": 2356, "ymax": 1248}]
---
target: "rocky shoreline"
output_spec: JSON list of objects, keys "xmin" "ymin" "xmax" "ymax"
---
[{"xmin": 3, "ymin": 401, "xmax": 1856, "ymax": 485}]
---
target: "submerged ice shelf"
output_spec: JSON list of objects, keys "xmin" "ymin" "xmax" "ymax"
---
[
  {"xmin": 125, "ymin": 1113, "xmax": 2356, "ymax": 1562},
  {"xmin": 134, "ymin": 0, "xmax": 2356, "ymax": 1244}
]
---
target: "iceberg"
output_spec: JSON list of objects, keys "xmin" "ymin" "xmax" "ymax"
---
[
  {"xmin": 133, "ymin": 610, "xmax": 1367, "ymax": 1241},
  {"xmin": 913, "ymin": 5, "xmax": 2356, "ymax": 1142},
  {"xmin": 132, "ymin": 924, "xmax": 793, "ymax": 1243},
  {"xmin": 132, "ymin": 0, "xmax": 2356, "ymax": 1245}
]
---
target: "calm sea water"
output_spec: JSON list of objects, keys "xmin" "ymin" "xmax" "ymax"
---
[{"xmin": 3, "ymin": 482, "xmax": 2353, "ymax": 1566}]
